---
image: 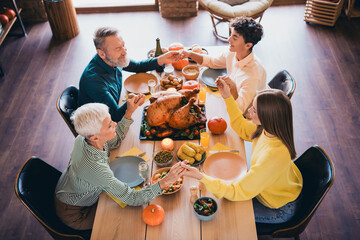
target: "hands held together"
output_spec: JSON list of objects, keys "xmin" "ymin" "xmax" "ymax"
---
[
  {"xmin": 160, "ymin": 160, "xmax": 203, "ymax": 190},
  {"xmin": 215, "ymin": 76, "xmax": 238, "ymax": 101},
  {"xmin": 124, "ymin": 94, "xmax": 146, "ymax": 120}
]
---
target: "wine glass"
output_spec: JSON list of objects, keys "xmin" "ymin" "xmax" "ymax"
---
[{"xmin": 138, "ymin": 162, "xmax": 149, "ymax": 187}]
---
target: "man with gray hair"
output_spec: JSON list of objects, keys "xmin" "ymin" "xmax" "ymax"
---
[{"xmin": 78, "ymin": 27, "xmax": 182, "ymax": 122}]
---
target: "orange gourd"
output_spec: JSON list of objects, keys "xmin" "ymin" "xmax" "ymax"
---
[
  {"xmin": 168, "ymin": 42, "xmax": 189, "ymax": 70},
  {"xmin": 172, "ymin": 58, "xmax": 189, "ymax": 70},
  {"xmin": 142, "ymin": 204, "xmax": 165, "ymax": 226},
  {"xmin": 168, "ymin": 42, "xmax": 184, "ymax": 51},
  {"xmin": 208, "ymin": 117, "xmax": 227, "ymax": 134}
]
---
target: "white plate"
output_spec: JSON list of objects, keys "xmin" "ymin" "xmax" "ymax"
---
[{"xmin": 110, "ymin": 156, "xmax": 146, "ymax": 187}]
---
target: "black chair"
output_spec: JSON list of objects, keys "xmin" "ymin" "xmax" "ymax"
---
[
  {"xmin": 56, "ymin": 86, "xmax": 79, "ymax": 137},
  {"xmin": 268, "ymin": 70, "xmax": 296, "ymax": 99},
  {"xmin": 14, "ymin": 157, "xmax": 91, "ymax": 240},
  {"xmin": 0, "ymin": 62, "xmax": 4, "ymax": 77},
  {"xmin": 256, "ymin": 145, "xmax": 335, "ymax": 240}
]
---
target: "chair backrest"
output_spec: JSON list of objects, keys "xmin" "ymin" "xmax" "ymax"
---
[
  {"xmin": 272, "ymin": 145, "xmax": 335, "ymax": 238},
  {"xmin": 14, "ymin": 157, "xmax": 91, "ymax": 240},
  {"xmin": 56, "ymin": 86, "xmax": 79, "ymax": 137},
  {"xmin": 268, "ymin": 70, "xmax": 296, "ymax": 99}
]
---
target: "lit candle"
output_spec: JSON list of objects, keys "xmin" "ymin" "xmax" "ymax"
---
[
  {"xmin": 161, "ymin": 138, "xmax": 174, "ymax": 150},
  {"xmin": 167, "ymin": 87, "xmax": 177, "ymax": 92}
]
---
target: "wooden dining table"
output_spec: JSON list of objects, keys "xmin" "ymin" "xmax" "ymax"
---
[{"xmin": 90, "ymin": 47, "xmax": 257, "ymax": 240}]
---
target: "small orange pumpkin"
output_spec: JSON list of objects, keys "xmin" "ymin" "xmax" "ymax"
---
[
  {"xmin": 208, "ymin": 117, "xmax": 227, "ymax": 134},
  {"xmin": 142, "ymin": 204, "xmax": 165, "ymax": 226},
  {"xmin": 168, "ymin": 42, "xmax": 184, "ymax": 51},
  {"xmin": 172, "ymin": 58, "xmax": 189, "ymax": 70}
]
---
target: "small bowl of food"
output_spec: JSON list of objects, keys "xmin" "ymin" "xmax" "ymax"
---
[
  {"xmin": 160, "ymin": 74, "xmax": 183, "ymax": 91},
  {"xmin": 182, "ymin": 65, "xmax": 200, "ymax": 80},
  {"xmin": 151, "ymin": 167, "xmax": 184, "ymax": 194},
  {"xmin": 193, "ymin": 197, "xmax": 218, "ymax": 221},
  {"xmin": 153, "ymin": 150, "xmax": 174, "ymax": 167}
]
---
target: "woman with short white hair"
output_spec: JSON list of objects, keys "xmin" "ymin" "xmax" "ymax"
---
[{"xmin": 55, "ymin": 96, "xmax": 186, "ymax": 231}]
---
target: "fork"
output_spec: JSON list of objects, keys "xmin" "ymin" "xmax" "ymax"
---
[{"xmin": 137, "ymin": 152, "xmax": 146, "ymax": 158}]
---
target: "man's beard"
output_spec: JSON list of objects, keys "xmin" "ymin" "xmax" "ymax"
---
[{"xmin": 106, "ymin": 54, "xmax": 130, "ymax": 68}]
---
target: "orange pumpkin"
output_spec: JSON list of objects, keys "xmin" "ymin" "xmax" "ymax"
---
[
  {"xmin": 168, "ymin": 42, "xmax": 184, "ymax": 51},
  {"xmin": 168, "ymin": 42, "xmax": 189, "ymax": 70},
  {"xmin": 172, "ymin": 58, "xmax": 189, "ymax": 70},
  {"xmin": 208, "ymin": 117, "xmax": 227, "ymax": 134},
  {"xmin": 142, "ymin": 204, "xmax": 165, "ymax": 226}
]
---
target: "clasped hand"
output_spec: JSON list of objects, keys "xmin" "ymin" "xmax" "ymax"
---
[
  {"xmin": 157, "ymin": 51, "xmax": 184, "ymax": 65},
  {"xmin": 124, "ymin": 94, "xmax": 145, "ymax": 119}
]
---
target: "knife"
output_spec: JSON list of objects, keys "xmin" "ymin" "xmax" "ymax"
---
[{"xmin": 209, "ymin": 150, "xmax": 239, "ymax": 154}]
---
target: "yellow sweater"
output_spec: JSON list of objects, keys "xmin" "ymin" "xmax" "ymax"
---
[{"xmin": 200, "ymin": 96, "xmax": 303, "ymax": 208}]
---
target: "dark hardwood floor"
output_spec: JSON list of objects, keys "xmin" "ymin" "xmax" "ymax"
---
[{"xmin": 1, "ymin": 5, "xmax": 359, "ymax": 240}]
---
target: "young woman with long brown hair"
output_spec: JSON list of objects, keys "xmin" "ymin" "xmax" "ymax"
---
[{"xmin": 181, "ymin": 78, "xmax": 303, "ymax": 223}]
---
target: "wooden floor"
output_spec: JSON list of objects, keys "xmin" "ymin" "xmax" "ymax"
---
[{"xmin": 1, "ymin": 5, "xmax": 359, "ymax": 240}]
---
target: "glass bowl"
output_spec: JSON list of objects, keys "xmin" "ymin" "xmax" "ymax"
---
[{"xmin": 153, "ymin": 150, "xmax": 174, "ymax": 167}]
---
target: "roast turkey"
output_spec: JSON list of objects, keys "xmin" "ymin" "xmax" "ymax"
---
[{"xmin": 146, "ymin": 89, "xmax": 207, "ymax": 135}]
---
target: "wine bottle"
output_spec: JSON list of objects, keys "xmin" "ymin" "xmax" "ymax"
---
[{"xmin": 155, "ymin": 38, "xmax": 164, "ymax": 73}]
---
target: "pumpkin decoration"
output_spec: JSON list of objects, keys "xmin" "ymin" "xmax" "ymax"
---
[
  {"xmin": 208, "ymin": 117, "xmax": 227, "ymax": 134},
  {"xmin": 168, "ymin": 42, "xmax": 189, "ymax": 70},
  {"xmin": 168, "ymin": 42, "xmax": 184, "ymax": 51},
  {"xmin": 142, "ymin": 204, "xmax": 165, "ymax": 226},
  {"xmin": 172, "ymin": 58, "xmax": 189, "ymax": 71}
]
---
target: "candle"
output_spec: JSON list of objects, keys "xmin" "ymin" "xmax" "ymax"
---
[
  {"xmin": 167, "ymin": 87, "xmax": 177, "ymax": 92},
  {"xmin": 161, "ymin": 138, "xmax": 174, "ymax": 150}
]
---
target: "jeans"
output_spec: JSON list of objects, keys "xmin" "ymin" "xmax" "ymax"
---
[{"xmin": 252, "ymin": 195, "xmax": 301, "ymax": 224}]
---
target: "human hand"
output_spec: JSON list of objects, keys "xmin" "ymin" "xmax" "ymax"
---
[
  {"xmin": 135, "ymin": 94, "xmax": 146, "ymax": 106},
  {"xmin": 215, "ymin": 77, "xmax": 232, "ymax": 99},
  {"xmin": 221, "ymin": 75, "xmax": 234, "ymax": 88},
  {"xmin": 157, "ymin": 51, "xmax": 182, "ymax": 65},
  {"xmin": 124, "ymin": 95, "xmax": 144, "ymax": 119},
  {"xmin": 179, "ymin": 161, "xmax": 203, "ymax": 180},
  {"xmin": 159, "ymin": 161, "xmax": 186, "ymax": 189},
  {"xmin": 179, "ymin": 50, "xmax": 191, "ymax": 59}
]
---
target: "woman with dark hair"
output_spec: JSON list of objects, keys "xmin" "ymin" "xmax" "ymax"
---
[
  {"xmin": 181, "ymin": 78, "xmax": 303, "ymax": 223},
  {"xmin": 180, "ymin": 16, "xmax": 267, "ymax": 113}
]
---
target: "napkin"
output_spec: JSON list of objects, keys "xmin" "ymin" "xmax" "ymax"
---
[
  {"xmin": 208, "ymin": 142, "xmax": 234, "ymax": 155},
  {"xmin": 107, "ymin": 147, "xmax": 149, "ymax": 208},
  {"xmin": 106, "ymin": 186, "xmax": 141, "ymax": 208},
  {"xmin": 205, "ymin": 85, "xmax": 221, "ymax": 98},
  {"xmin": 124, "ymin": 93, "xmax": 152, "ymax": 102},
  {"xmin": 118, "ymin": 146, "xmax": 150, "ymax": 162}
]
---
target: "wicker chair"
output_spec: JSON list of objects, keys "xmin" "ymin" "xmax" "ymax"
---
[{"xmin": 199, "ymin": 0, "xmax": 273, "ymax": 40}]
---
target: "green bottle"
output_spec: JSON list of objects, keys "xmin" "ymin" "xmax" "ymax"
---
[{"xmin": 155, "ymin": 38, "xmax": 164, "ymax": 73}]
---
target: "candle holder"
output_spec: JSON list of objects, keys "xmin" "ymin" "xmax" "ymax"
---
[{"xmin": 161, "ymin": 138, "xmax": 174, "ymax": 151}]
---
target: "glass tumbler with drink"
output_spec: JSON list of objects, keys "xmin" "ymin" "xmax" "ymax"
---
[
  {"xmin": 200, "ymin": 129, "xmax": 210, "ymax": 150},
  {"xmin": 198, "ymin": 86, "xmax": 206, "ymax": 106},
  {"xmin": 138, "ymin": 162, "xmax": 149, "ymax": 187},
  {"xmin": 148, "ymin": 79, "xmax": 157, "ymax": 95}
]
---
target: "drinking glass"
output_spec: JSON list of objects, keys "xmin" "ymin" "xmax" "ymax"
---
[
  {"xmin": 200, "ymin": 129, "xmax": 210, "ymax": 150},
  {"xmin": 198, "ymin": 86, "xmax": 206, "ymax": 106},
  {"xmin": 148, "ymin": 79, "xmax": 157, "ymax": 95},
  {"xmin": 138, "ymin": 162, "xmax": 149, "ymax": 187}
]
